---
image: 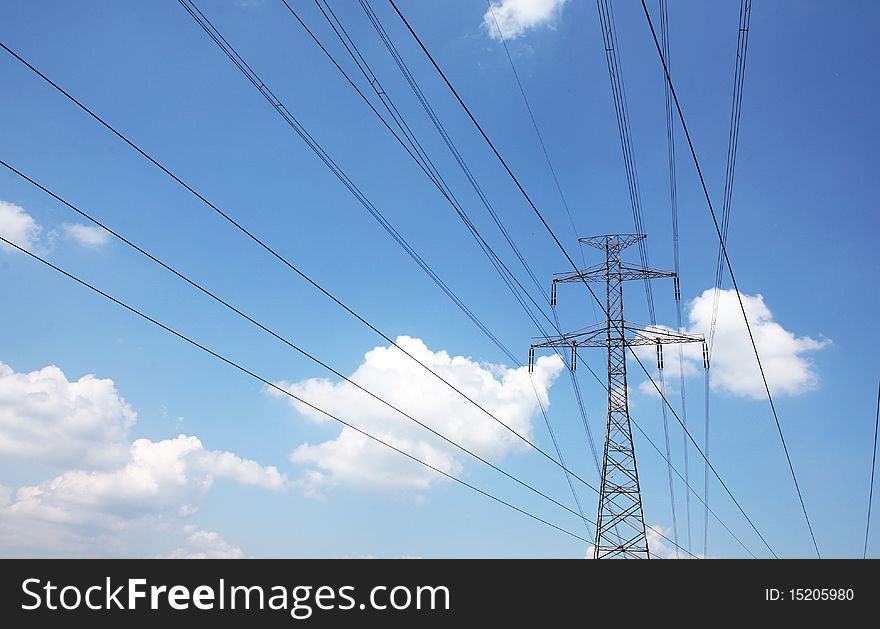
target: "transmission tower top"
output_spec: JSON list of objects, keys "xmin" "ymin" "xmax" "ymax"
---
[{"xmin": 579, "ymin": 233, "xmax": 646, "ymax": 251}]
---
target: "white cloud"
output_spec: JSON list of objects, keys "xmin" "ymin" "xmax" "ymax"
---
[
  {"xmin": 483, "ymin": 0, "xmax": 568, "ymax": 40},
  {"xmin": 162, "ymin": 526, "xmax": 245, "ymax": 559},
  {"xmin": 0, "ymin": 200, "xmax": 40, "ymax": 252},
  {"xmin": 0, "ymin": 435, "xmax": 286, "ymax": 556},
  {"xmin": 690, "ymin": 289, "xmax": 829, "ymax": 398},
  {"xmin": 269, "ymin": 336, "xmax": 564, "ymax": 494},
  {"xmin": 0, "ymin": 362, "xmax": 136, "ymax": 470},
  {"xmin": 0, "ymin": 361, "xmax": 287, "ymax": 557},
  {"xmin": 634, "ymin": 289, "xmax": 828, "ymax": 400},
  {"xmin": 63, "ymin": 223, "xmax": 110, "ymax": 248}
]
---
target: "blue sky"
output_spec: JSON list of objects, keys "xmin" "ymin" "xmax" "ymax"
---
[{"xmin": 0, "ymin": 0, "xmax": 877, "ymax": 558}]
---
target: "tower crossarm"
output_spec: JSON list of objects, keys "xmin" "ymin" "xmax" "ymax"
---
[
  {"xmin": 530, "ymin": 322, "xmax": 703, "ymax": 349},
  {"xmin": 553, "ymin": 261, "xmax": 676, "ymax": 284},
  {"xmin": 579, "ymin": 233, "xmax": 646, "ymax": 251},
  {"xmin": 620, "ymin": 324, "xmax": 704, "ymax": 347},
  {"xmin": 530, "ymin": 322, "xmax": 608, "ymax": 349}
]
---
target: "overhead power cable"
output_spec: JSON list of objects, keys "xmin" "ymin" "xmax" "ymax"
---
[
  {"xmin": 484, "ymin": 0, "xmax": 586, "ymax": 269},
  {"xmin": 280, "ymin": 0, "xmax": 598, "ymax": 531},
  {"xmin": 0, "ymin": 156, "xmax": 599, "ymax": 531},
  {"xmin": 638, "ymin": 0, "xmax": 820, "ymax": 557},
  {"xmin": 284, "ymin": 0, "xmax": 555, "ymax": 336},
  {"xmin": 866, "ymin": 380, "xmax": 880, "ymax": 559},
  {"xmin": 694, "ymin": 0, "xmax": 751, "ymax": 559},
  {"xmin": 0, "ymin": 229, "xmax": 693, "ymax": 557},
  {"xmin": 354, "ymin": 0, "xmax": 546, "ymax": 301},
  {"xmin": 0, "ymin": 233, "xmax": 592, "ymax": 546},
  {"xmin": 708, "ymin": 0, "xmax": 752, "ymax": 353},
  {"xmin": 177, "ymin": 0, "xmax": 511, "ymax": 362},
  {"xmin": 659, "ymin": 0, "xmax": 693, "ymax": 555},
  {"xmin": 182, "ymin": 0, "xmax": 593, "ymax": 534},
  {"xmin": 595, "ymin": 0, "xmax": 679, "ymax": 555},
  {"xmin": 0, "ymin": 37, "xmax": 598, "ymax": 501},
  {"xmin": 288, "ymin": 1, "xmax": 757, "ymax": 558},
  {"xmin": 385, "ymin": 0, "xmax": 777, "ymax": 557},
  {"xmin": 703, "ymin": 356, "xmax": 711, "ymax": 557},
  {"xmin": 482, "ymin": 0, "xmax": 606, "ymax": 479},
  {"xmin": 349, "ymin": 0, "xmax": 608, "ymax": 531}
]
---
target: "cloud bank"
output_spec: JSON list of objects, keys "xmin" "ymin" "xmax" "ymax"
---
[{"xmin": 0, "ymin": 361, "xmax": 287, "ymax": 557}]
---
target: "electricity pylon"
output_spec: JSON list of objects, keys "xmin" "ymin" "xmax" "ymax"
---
[{"xmin": 529, "ymin": 233, "xmax": 705, "ymax": 558}]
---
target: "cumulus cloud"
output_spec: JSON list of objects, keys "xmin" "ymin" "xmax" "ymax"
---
[
  {"xmin": 692, "ymin": 289, "xmax": 828, "ymax": 398},
  {"xmin": 269, "ymin": 336, "xmax": 564, "ymax": 495},
  {"xmin": 63, "ymin": 223, "xmax": 110, "ymax": 248},
  {"xmin": 0, "ymin": 361, "xmax": 286, "ymax": 557},
  {"xmin": 0, "ymin": 435, "xmax": 286, "ymax": 556},
  {"xmin": 5, "ymin": 434, "xmax": 285, "ymax": 526},
  {"xmin": 0, "ymin": 200, "xmax": 40, "ymax": 252},
  {"xmin": 0, "ymin": 362, "xmax": 136, "ymax": 470},
  {"xmin": 635, "ymin": 289, "xmax": 828, "ymax": 400},
  {"xmin": 483, "ymin": 0, "xmax": 568, "ymax": 40}
]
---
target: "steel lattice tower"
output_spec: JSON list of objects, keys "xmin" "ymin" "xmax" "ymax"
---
[{"xmin": 529, "ymin": 233, "xmax": 704, "ymax": 558}]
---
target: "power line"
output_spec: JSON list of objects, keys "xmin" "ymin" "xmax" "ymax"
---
[
  {"xmin": 3, "ymin": 3, "xmax": 748, "ymax": 556},
  {"xmin": 354, "ymin": 0, "xmax": 547, "ymax": 303},
  {"xmin": 292, "ymin": 0, "xmax": 562, "ymax": 360},
  {"xmin": 279, "ymin": 0, "xmax": 560, "ymax": 348},
  {"xmin": 177, "ymin": 0, "xmax": 512, "ymax": 361},
  {"xmin": 181, "ymin": 0, "xmax": 596, "ymax": 536},
  {"xmin": 280, "ymin": 0, "xmax": 598, "ymax": 532},
  {"xmin": 638, "ymin": 0, "xmax": 820, "ymax": 557},
  {"xmin": 659, "ymin": 0, "xmax": 693, "ymax": 555},
  {"xmin": 698, "ymin": 0, "xmax": 751, "ymax": 560},
  {"xmin": 386, "ymin": 0, "xmax": 776, "ymax": 557},
  {"xmin": 279, "ymin": 0, "xmax": 573, "ymax": 393},
  {"xmin": 0, "ymin": 155, "xmax": 598, "ymax": 532},
  {"xmin": 0, "ymin": 36, "xmax": 598, "ymax": 500},
  {"xmin": 286, "ymin": 0, "xmax": 553, "ymax": 332},
  {"xmin": 0, "ymin": 233, "xmax": 592, "ymax": 546},
  {"xmin": 3, "ymin": 4, "xmax": 767, "ymax": 558},
  {"xmin": 0, "ymin": 228, "xmax": 694, "ymax": 556},
  {"xmin": 480, "ymin": 3, "xmax": 636, "ymax": 544},
  {"xmin": 708, "ymin": 0, "xmax": 752, "ymax": 352},
  {"xmin": 481, "ymin": 1, "xmax": 609, "ymax": 488},
  {"xmin": 484, "ymin": 0, "xmax": 586, "ymax": 269},
  {"xmin": 595, "ymin": 0, "xmax": 680, "ymax": 555},
  {"xmin": 866, "ymin": 380, "xmax": 880, "ymax": 559},
  {"xmin": 703, "ymin": 357, "xmax": 711, "ymax": 558},
  {"xmin": 348, "ymin": 0, "xmax": 610, "ymax": 535}
]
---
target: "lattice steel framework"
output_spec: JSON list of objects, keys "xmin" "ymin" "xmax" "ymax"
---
[{"xmin": 529, "ymin": 234, "xmax": 704, "ymax": 558}]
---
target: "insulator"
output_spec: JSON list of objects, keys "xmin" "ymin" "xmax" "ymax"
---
[
  {"xmin": 528, "ymin": 347, "xmax": 535, "ymax": 373},
  {"xmin": 571, "ymin": 344, "xmax": 577, "ymax": 372},
  {"xmin": 673, "ymin": 275, "xmax": 681, "ymax": 302},
  {"xmin": 550, "ymin": 281, "xmax": 557, "ymax": 307},
  {"xmin": 702, "ymin": 342, "xmax": 710, "ymax": 371},
  {"xmin": 656, "ymin": 342, "xmax": 664, "ymax": 371}
]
